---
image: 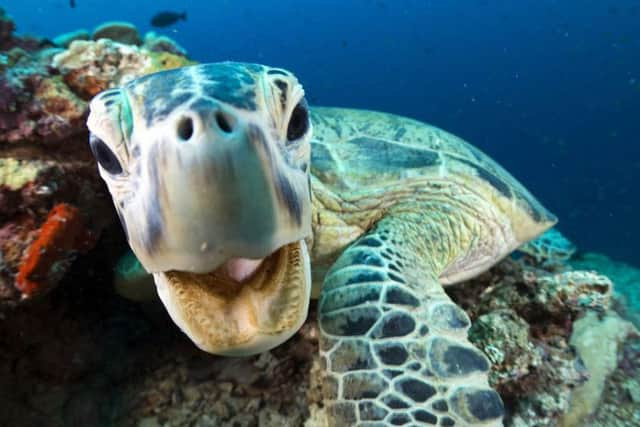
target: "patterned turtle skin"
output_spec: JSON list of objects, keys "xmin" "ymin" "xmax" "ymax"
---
[{"xmin": 87, "ymin": 62, "xmax": 558, "ymax": 427}]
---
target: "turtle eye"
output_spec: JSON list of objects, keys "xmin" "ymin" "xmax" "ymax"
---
[
  {"xmin": 89, "ymin": 134, "xmax": 123, "ymax": 175},
  {"xmin": 286, "ymin": 100, "xmax": 309, "ymax": 142}
]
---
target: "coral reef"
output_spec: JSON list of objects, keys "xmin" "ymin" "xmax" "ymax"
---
[
  {"xmin": 587, "ymin": 336, "xmax": 640, "ymax": 426},
  {"xmin": 0, "ymin": 14, "xmax": 193, "ymax": 307}
]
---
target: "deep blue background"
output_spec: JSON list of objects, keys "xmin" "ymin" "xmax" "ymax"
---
[{"xmin": 5, "ymin": 0, "xmax": 640, "ymax": 265}]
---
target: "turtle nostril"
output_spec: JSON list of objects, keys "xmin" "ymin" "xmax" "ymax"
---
[
  {"xmin": 215, "ymin": 111, "xmax": 234, "ymax": 133},
  {"xmin": 177, "ymin": 116, "xmax": 194, "ymax": 141}
]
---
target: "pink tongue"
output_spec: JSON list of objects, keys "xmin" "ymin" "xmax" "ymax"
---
[{"xmin": 223, "ymin": 257, "xmax": 264, "ymax": 283}]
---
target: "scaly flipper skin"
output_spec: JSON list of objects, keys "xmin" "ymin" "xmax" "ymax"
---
[{"xmin": 319, "ymin": 209, "xmax": 504, "ymax": 427}]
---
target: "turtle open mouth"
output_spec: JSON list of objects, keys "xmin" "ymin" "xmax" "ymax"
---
[{"xmin": 153, "ymin": 239, "xmax": 311, "ymax": 356}]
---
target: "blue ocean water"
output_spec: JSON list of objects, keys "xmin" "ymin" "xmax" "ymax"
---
[{"xmin": 5, "ymin": 0, "xmax": 640, "ymax": 265}]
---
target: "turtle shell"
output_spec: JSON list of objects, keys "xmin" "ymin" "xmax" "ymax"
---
[{"xmin": 309, "ymin": 107, "xmax": 556, "ymax": 228}]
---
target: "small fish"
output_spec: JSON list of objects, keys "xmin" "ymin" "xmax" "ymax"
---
[
  {"xmin": 70, "ymin": 0, "xmax": 75, "ymax": 8},
  {"xmin": 151, "ymin": 11, "xmax": 187, "ymax": 28}
]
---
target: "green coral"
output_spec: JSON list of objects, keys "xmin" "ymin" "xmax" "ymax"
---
[{"xmin": 0, "ymin": 158, "xmax": 44, "ymax": 189}]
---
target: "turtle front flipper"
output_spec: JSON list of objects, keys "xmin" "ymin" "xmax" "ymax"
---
[{"xmin": 319, "ymin": 210, "xmax": 504, "ymax": 427}]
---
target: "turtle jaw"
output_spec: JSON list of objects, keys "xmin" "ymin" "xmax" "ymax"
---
[{"xmin": 153, "ymin": 239, "xmax": 311, "ymax": 356}]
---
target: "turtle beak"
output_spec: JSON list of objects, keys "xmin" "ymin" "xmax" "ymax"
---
[{"xmin": 153, "ymin": 239, "xmax": 312, "ymax": 356}]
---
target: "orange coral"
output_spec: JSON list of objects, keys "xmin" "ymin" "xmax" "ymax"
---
[{"xmin": 15, "ymin": 203, "xmax": 92, "ymax": 297}]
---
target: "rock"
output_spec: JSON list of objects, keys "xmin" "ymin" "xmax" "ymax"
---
[
  {"xmin": 586, "ymin": 336, "xmax": 640, "ymax": 426},
  {"xmin": 92, "ymin": 21, "xmax": 141, "ymax": 46},
  {"xmin": 53, "ymin": 29, "xmax": 90, "ymax": 48},
  {"xmin": 559, "ymin": 311, "xmax": 639, "ymax": 427}
]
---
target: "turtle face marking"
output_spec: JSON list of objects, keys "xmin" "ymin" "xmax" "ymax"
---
[
  {"xmin": 87, "ymin": 62, "xmax": 313, "ymax": 275},
  {"xmin": 133, "ymin": 63, "xmax": 262, "ymax": 127}
]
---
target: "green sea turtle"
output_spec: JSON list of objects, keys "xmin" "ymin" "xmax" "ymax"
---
[{"xmin": 86, "ymin": 62, "xmax": 557, "ymax": 426}]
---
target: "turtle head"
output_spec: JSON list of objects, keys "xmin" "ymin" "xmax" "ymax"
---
[{"xmin": 87, "ymin": 63, "xmax": 313, "ymax": 355}]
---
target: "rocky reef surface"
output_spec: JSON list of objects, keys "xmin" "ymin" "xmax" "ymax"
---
[{"xmin": 0, "ymin": 10, "xmax": 639, "ymax": 427}]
